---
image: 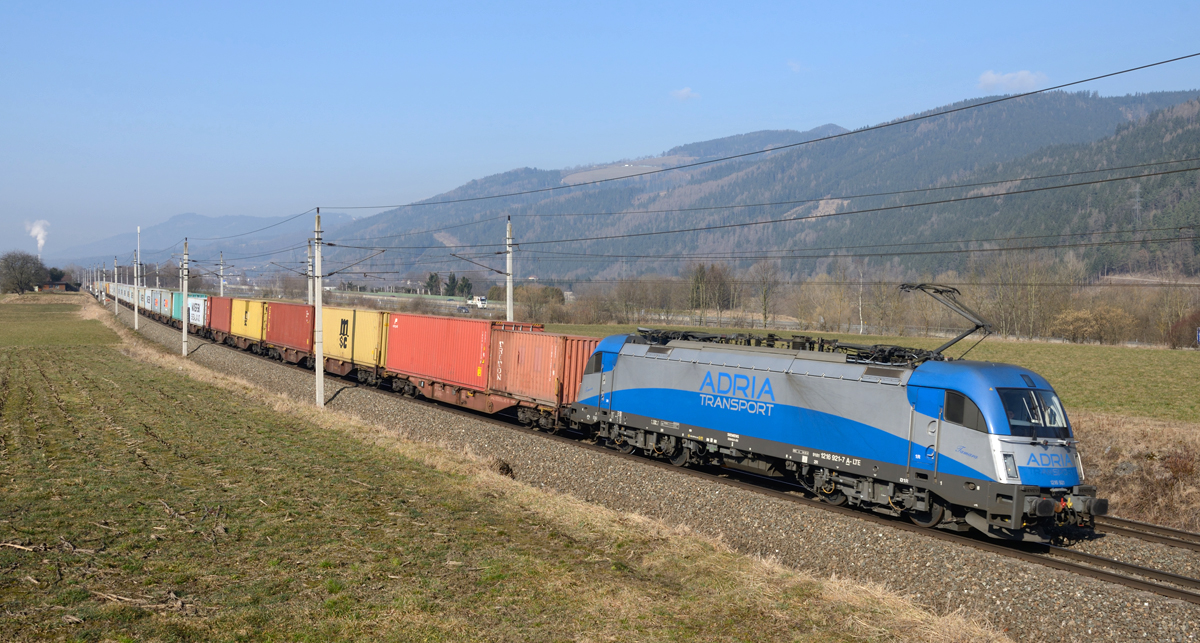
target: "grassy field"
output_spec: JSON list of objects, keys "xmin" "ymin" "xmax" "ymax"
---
[
  {"xmin": 0, "ymin": 298, "xmax": 1002, "ymax": 642},
  {"xmin": 547, "ymin": 323, "xmax": 1200, "ymax": 423},
  {"xmin": 0, "ymin": 302, "xmax": 117, "ymax": 347}
]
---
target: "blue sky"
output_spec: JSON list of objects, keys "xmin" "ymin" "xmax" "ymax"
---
[{"xmin": 2, "ymin": 1, "xmax": 1198, "ymax": 257}]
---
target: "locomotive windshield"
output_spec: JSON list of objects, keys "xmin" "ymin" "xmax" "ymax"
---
[{"xmin": 997, "ymin": 388, "xmax": 1071, "ymax": 439}]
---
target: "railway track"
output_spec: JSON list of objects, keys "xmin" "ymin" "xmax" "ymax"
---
[
  {"xmin": 1095, "ymin": 516, "xmax": 1200, "ymax": 553},
  {"xmin": 115, "ymin": 298, "xmax": 1200, "ymax": 606}
]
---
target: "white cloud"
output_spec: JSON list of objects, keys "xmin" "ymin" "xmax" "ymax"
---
[
  {"xmin": 977, "ymin": 70, "xmax": 1048, "ymax": 93},
  {"xmin": 671, "ymin": 87, "xmax": 700, "ymax": 101},
  {"xmin": 787, "ymin": 60, "xmax": 805, "ymax": 73}
]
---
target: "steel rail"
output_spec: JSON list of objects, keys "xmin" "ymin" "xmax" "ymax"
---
[
  {"xmin": 115, "ymin": 297, "xmax": 1200, "ymax": 606},
  {"xmin": 1096, "ymin": 516, "xmax": 1200, "ymax": 552},
  {"xmin": 1047, "ymin": 546, "xmax": 1200, "ymax": 591}
]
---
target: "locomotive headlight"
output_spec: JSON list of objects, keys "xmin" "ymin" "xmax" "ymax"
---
[{"xmin": 1003, "ymin": 454, "xmax": 1019, "ymax": 480}]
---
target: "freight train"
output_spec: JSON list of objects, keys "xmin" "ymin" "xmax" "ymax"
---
[{"xmin": 93, "ymin": 281, "xmax": 1106, "ymax": 543}]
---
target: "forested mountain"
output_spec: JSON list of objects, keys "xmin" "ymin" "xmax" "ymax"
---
[{"xmin": 322, "ymin": 89, "xmax": 1200, "ymax": 286}]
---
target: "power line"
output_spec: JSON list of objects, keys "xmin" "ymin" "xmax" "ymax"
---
[
  {"xmin": 520, "ymin": 224, "xmax": 1199, "ymax": 260},
  {"xmin": 317, "ymin": 51, "xmax": 1200, "ymax": 211},
  {"xmin": 513, "ymin": 233, "xmax": 1198, "ymax": 262},
  {"xmin": 333, "ymin": 157, "xmax": 1200, "ymax": 242},
  {"xmin": 336, "ymin": 217, "xmax": 508, "ymax": 244},
  {"xmin": 248, "ymin": 231, "xmax": 1196, "ymax": 281},
  {"xmin": 512, "ymin": 158, "xmax": 1200, "ymax": 220},
  {"xmin": 327, "ymin": 165, "xmax": 1200, "ymax": 250},
  {"xmin": 196, "ymin": 243, "xmax": 310, "ymax": 262},
  {"xmin": 188, "ymin": 209, "xmax": 317, "ymax": 241},
  {"xmin": 323, "ymin": 274, "xmax": 1200, "ymax": 288}
]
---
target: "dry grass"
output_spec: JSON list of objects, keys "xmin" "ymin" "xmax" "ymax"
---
[
  {"xmin": 0, "ymin": 292, "xmax": 1012, "ymax": 641},
  {"xmin": 1073, "ymin": 410, "xmax": 1200, "ymax": 531},
  {"xmin": 0, "ymin": 292, "xmax": 89, "ymax": 305}
]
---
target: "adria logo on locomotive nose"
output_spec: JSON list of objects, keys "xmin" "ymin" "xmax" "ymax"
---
[
  {"xmin": 1027, "ymin": 452, "xmax": 1069, "ymax": 467},
  {"xmin": 698, "ymin": 371, "xmax": 775, "ymax": 416}
]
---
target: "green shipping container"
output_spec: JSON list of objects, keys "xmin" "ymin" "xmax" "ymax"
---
[{"xmin": 172, "ymin": 292, "xmax": 207, "ymax": 322}]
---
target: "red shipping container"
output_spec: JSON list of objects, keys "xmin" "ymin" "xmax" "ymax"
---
[
  {"xmin": 208, "ymin": 296, "xmax": 233, "ymax": 333},
  {"xmin": 490, "ymin": 330, "xmax": 561, "ymax": 406},
  {"xmin": 385, "ymin": 313, "xmax": 492, "ymax": 390},
  {"xmin": 264, "ymin": 302, "xmax": 314, "ymax": 353},
  {"xmin": 561, "ymin": 336, "xmax": 599, "ymax": 404},
  {"xmin": 489, "ymin": 331, "xmax": 600, "ymax": 406}
]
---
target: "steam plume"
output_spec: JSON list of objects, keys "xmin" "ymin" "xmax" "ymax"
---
[{"xmin": 25, "ymin": 220, "xmax": 49, "ymax": 258}]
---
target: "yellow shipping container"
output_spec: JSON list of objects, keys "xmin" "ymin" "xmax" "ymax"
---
[
  {"xmin": 230, "ymin": 299, "xmax": 265, "ymax": 341},
  {"xmin": 322, "ymin": 306, "xmax": 355, "ymax": 362},
  {"xmin": 322, "ymin": 307, "xmax": 386, "ymax": 367},
  {"xmin": 353, "ymin": 310, "xmax": 387, "ymax": 367}
]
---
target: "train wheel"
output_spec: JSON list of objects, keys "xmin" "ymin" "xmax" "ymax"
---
[
  {"xmin": 819, "ymin": 489, "xmax": 848, "ymax": 506},
  {"xmin": 908, "ymin": 501, "xmax": 945, "ymax": 528},
  {"xmin": 669, "ymin": 447, "xmax": 690, "ymax": 467}
]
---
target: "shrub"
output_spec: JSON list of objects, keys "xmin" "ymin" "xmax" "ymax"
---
[{"xmin": 1168, "ymin": 309, "xmax": 1200, "ymax": 349}]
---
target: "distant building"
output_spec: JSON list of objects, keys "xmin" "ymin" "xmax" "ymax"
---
[{"xmin": 35, "ymin": 282, "xmax": 78, "ymax": 292}]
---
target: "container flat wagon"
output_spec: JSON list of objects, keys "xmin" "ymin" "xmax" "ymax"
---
[
  {"xmin": 319, "ymin": 307, "xmax": 388, "ymax": 377},
  {"xmin": 489, "ymin": 329, "xmax": 599, "ymax": 427},
  {"xmin": 186, "ymin": 295, "xmax": 207, "ymax": 333},
  {"xmin": 205, "ymin": 296, "xmax": 233, "ymax": 343},
  {"xmin": 229, "ymin": 299, "xmax": 265, "ymax": 349},
  {"xmin": 264, "ymin": 302, "xmax": 315, "ymax": 364}
]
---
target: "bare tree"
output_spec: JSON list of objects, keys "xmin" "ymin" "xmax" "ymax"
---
[
  {"xmin": 796, "ymin": 274, "xmax": 840, "ymax": 331},
  {"xmin": 0, "ymin": 251, "xmax": 48, "ymax": 294},
  {"xmin": 683, "ymin": 262, "xmax": 736, "ymax": 327},
  {"xmin": 707, "ymin": 263, "xmax": 735, "ymax": 326},
  {"xmin": 516, "ymin": 284, "xmax": 564, "ymax": 322},
  {"xmin": 749, "ymin": 261, "xmax": 780, "ymax": 329},
  {"xmin": 685, "ymin": 263, "xmax": 708, "ymax": 325}
]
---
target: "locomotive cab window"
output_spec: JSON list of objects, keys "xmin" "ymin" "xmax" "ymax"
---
[
  {"xmin": 583, "ymin": 352, "xmax": 603, "ymax": 375},
  {"xmin": 997, "ymin": 388, "xmax": 1072, "ymax": 439},
  {"xmin": 944, "ymin": 391, "xmax": 987, "ymax": 433}
]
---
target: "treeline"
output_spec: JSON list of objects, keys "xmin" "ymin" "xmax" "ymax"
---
[
  {"xmin": 0, "ymin": 251, "xmax": 79, "ymax": 294},
  {"xmin": 508, "ymin": 255, "xmax": 1200, "ymax": 349}
]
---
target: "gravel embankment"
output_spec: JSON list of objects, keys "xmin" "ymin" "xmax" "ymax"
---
[{"xmin": 113, "ymin": 304, "xmax": 1199, "ymax": 642}]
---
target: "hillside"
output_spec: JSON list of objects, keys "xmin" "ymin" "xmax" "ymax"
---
[
  {"xmin": 54, "ymin": 212, "xmax": 356, "ymax": 272},
  {"xmin": 322, "ymin": 90, "xmax": 1200, "ymax": 284}
]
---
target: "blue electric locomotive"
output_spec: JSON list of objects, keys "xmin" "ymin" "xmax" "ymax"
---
[{"xmin": 568, "ymin": 285, "xmax": 1107, "ymax": 542}]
